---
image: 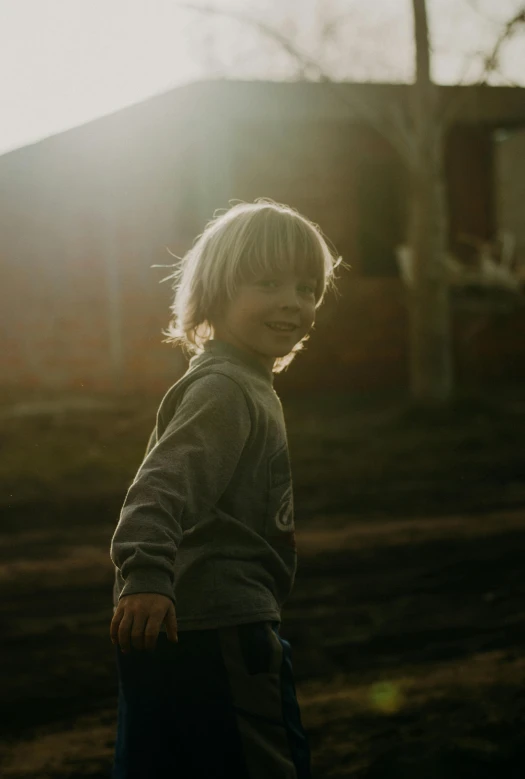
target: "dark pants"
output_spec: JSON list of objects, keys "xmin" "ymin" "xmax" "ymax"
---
[{"xmin": 112, "ymin": 620, "xmax": 312, "ymax": 779}]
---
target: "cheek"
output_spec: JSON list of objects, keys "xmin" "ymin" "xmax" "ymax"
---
[
  {"xmin": 305, "ymin": 302, "xmax": 316, "ymax": 323},
  {"xmin": 228, "ymin": 304, "xmax": 261, "ymax": 328},
  {"xmin": 239, "ymin": 296, "xmax": 269, "ymax": 319}
]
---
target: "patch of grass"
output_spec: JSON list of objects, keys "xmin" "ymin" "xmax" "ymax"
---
[
  {"xmin": 0, "ymin": 394, "xmax": 158, "ymax": 507},
  {"xmin": 1, "ymin": 387, "xmax": 525, "ymax": 517}
]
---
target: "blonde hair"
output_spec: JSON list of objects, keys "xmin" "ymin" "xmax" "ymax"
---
[{"xmin": 161, "ymin": 198, "xmax": 343, "ymax": 373}]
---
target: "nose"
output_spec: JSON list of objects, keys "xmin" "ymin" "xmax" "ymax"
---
[{"xmin": 279, "ymin": 285, "xmax": 301, "ymax": 311}]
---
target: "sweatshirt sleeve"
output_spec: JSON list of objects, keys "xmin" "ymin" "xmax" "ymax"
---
[{"xmin": 110, "ymin": 372, "xmax": 252, "ymax": 605}]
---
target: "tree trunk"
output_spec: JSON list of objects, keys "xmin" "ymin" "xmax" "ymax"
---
[{"xmin": 409, "ymin": 0, "xmax": 453, "ymax": 404}]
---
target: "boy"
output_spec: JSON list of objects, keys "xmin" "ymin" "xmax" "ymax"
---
[{"xmin": 110, "ymin": 199, "xmax": 341, "ymax": 778}]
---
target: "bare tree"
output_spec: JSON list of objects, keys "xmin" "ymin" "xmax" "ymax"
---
[
  {"xmin": 408, "ymin": 0, "xmax": 452, "ymax": 403},
  {"xmin": 180, "ymin": 0, "xmax": 524, "ymax": 405}
]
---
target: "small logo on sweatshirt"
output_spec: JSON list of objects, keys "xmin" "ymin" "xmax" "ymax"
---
[{"xmin": 275, "ymin": 489, "xmax": 294, "ymax": 532}]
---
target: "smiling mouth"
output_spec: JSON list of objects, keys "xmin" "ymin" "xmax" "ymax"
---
[{"xmin": 265, "ymin": 322, "xmax": 299, "ymax": 332}]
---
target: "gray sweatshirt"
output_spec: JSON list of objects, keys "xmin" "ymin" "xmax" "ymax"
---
[{"xmin": 110, "ymin": 339, "xmax": 297, "ymax": 631}]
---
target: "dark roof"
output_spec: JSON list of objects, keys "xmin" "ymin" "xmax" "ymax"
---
[{"xmin": 2, "ymin": 79, "xmax": 525, "ymax": 163}]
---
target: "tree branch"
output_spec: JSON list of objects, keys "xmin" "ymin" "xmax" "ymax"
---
[
  {"xmin": 482, "ymin": 6, "xmax": 525, "ymax": 80},
  {"xmin": 178, "ymin": 3, "xmax": 331, "ymax": 82},
  {"xmin": 435, "ymin": 6, "xmax": 525, "ymax": 128},
  {"xmin": 179, "ymin": 2, "xmax": 417, "ymax": 169},
  {"xmin": 462, "ymin": 0, "xmax": 506, "ymax": 26}
]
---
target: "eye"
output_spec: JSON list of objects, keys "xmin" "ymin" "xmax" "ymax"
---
[
  {"xmin": 299, "ymin": 283, "xmax": 316, "ymax": 295},
  {"xmin": 256, "ymin": 279, "xmax": 278, "ymax": 288}
]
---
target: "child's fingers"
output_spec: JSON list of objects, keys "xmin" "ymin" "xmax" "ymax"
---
[
  {"xmin": 165, "ymin": 607, "xmax": 179, "ymax": 643},
  {"xmin": 110, "ymin": 611, "xmax": 122, "ymax": 645},
  {"xmin": 143, "ymin": 618, "xmax": 163, "ymax": 651},
  {"xmin": 110, "ymin": 596, "xmax": 178, "ymax": 651},
  {"xmin": 116, "ymin": 614, "xmax": 134, "ymax": 654},
  {"xmin": 129, "ymin": 614, "xmax": 149, "ymax": 652}
]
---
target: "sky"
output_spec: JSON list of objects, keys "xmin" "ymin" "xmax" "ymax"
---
[{"xmin": 0, "ymin": 0, "xmax": 524, "ymax": 156}]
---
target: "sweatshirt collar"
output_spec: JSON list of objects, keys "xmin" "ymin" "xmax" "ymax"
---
[{"xmin": 195, "ymin": 339, "xmax": 274, "ymax": 384}]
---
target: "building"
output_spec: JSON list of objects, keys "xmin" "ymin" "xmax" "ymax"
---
[{"xmin": 2, "ymin": 80, "xmax": 525, "ymax": 394}]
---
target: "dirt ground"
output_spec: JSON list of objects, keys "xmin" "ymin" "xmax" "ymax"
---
[{"xmin": 1, "ymin": 386, "xmax": 525, "ymax": 778}]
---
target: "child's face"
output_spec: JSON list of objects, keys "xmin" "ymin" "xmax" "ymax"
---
[{"xmin": 212, "ymin": 269, "xmax": 318, "ymax": 370}]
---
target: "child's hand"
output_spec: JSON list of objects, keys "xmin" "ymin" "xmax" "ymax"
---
[{"xmin": 110, "ymin": 593, "xmax": 178, "ymax": 653}]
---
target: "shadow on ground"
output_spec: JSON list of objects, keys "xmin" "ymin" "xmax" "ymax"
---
[{"xmin": 1, "ymin": 388, "xmax": 525, "ymax": 777}]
